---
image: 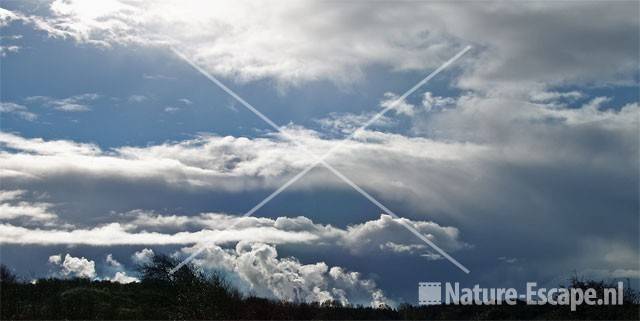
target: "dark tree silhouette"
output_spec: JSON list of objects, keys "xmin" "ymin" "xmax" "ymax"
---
[
  {"xmin": 0, "ymin": 264, "xmax": 17, "ymax": 283},
  {"xmin": 1, "ymin": 259, "xmax": 638, "ymax": 320}
]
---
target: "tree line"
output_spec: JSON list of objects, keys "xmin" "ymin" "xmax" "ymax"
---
[{"xmin": 1, "ymin": 255, "xmax": 638, "ymax": 320}]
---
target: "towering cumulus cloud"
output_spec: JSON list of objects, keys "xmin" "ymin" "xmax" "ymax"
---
[
  {"xmin": 185, "ymin": 241, "xmax": 390, "ymax": 307},
  {"xmin": 48, "ymin": 254, "xmax": 96, "ymax": 279}
]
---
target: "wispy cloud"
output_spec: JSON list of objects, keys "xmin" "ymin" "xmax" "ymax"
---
[
  {"xmin": 164, "ymin": 106, "xmax": 180, "ymax": 113},
  {"xmin": 0, "ymin": 190, "xmax": 57, "ymax": 222},
  {"xmin": 0, "ymin": 32, "xmax": 23, "ymax": 56},
  {"xmin": 0, "ymin": 45, "xmax": 20, "ymax": 57},
  {"xmin": 142, "ymin": 73, "xmax": 176, "ymax": 80},
  {"xmin": 5, "ymin": 1, "xmax": 637, "ymax": 90},
  {"xmin": 0, "ymin": 212, "xmax": 468, "ymax": 256},
  {"xmin": 0, "ymin": 102, "xmax": 37, "ymax": 121},
  {"xmin": 127, "ymin": 94, "xmax": 148, "ymax": 103},
  {"xmin": 315, "ymin": 112, "xmax": 395, "ymax": 135},
  {"xmin": 178, "ymin": 98, "xmax": 193, "ymax": 105},
  {"xmin": 26, "ymin": 93, "xmax": 100, "ymax": 112}
]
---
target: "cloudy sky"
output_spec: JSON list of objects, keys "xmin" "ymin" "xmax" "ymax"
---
[{"xmin": 0, "ymin": 0, "xmax": 638, "ymax": 306}]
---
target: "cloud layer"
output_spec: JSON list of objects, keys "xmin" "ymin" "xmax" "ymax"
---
[
  {"xmin": 3, "ymin": 1, "xmax": 637, "ymax": 90},
  {"xmin": 2, "ymin": 88, "xmax": 637, "ymax": 284},
  {"xmin": 0, "ymin": 211, "xmax": 467, "ymax": 261},
  {"xmin": 2, "ymin": 86, "xmax": 637, "ymax": 281}
]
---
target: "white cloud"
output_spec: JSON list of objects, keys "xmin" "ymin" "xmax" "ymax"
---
[
  {"xmin": 4, "ymin": 1, "xmax": 636, "ymax": 90},
  {"xmin": 0, "ymin": 33, "xmax": 23, "ymax": 56},
  {"xmin": 1, "ymin": 34, "xmax": 23, "ymax": 40},
  {"xmin": 131, "ymin": 248, "xmax": 154, "ymax": 265},
  {"xmin": 48, "ymin": 252, "xmax": 139, "ymax": 283},
  {"xmin": 0, "ymin": 222, "xmax": 313, "ymax": 246},
  {"xmin": 41, "ymin": 0, "xmax": 461, "ymax": 86},
  {"xmin": 0, "ymin": 202, "xmax": 57, "ymax": 222},
  {"xmin": 46, "ymin": 245, "xmax": 383, "ymax": 304},
  {"xmin": 0, "ymin": 131, "xmax": 101, "ymax": 155},
  {"xmin": 127, "ymin": 95, "xmax": 148, "ymax": 103},
  {"xmin": 186, "ymin": 241, "xmax": 391, "ymax": 307},
  {"xmin": 0, "ymin": 45, "xmax": 20, "ymax": 57},
  {"xmin": 26, "ymin": 93, "xmax": 100, "ymax": 112},
  {"xmin": 0, "ymin": 190, "xmax": 57, "ymax": 222},
  {"xmin": 342, "ymin": 214, "xmax": 468, "ymax": 254},
  {"xmin": 0, "ymin": 102, "xmax": 37, "ymax": 121},
  {"xmin": 0, "ymin": 126, "xmax": 484, "ymax": 195},
  {"xmin": 105, "ymin": 253, "xmax": 122, "ymax": 268},
  {"xmin": 582, "ymin": 269, "xmax": 640, "ymax": 279},
  {"xmin": 380, "ymin": 92, "xmax": 416, "ymax": 117},
  {"xmin": 498, "ymin": 256, "xmax": 518, "ymax": 264},
  {"xmin": 379, "ymin": 241, "xmax": 425, "ymax": 255},
  {"xmin": 315, "ymin": 112, "xmax": 395, "ymax": 135},
  {"xmin": 0, "ymin": 7, "xmax": 18, "ymax": 27},
  {"xmin": 109, "ymin": 271, "xmax": 139, "ymax": 284},
  {"xmin": 421, "ymin": 92, "xmax": 456, "ymax": 112},
  {"xmin": 0, "ymin": 190, "xmax": 27, "ymax": 202},
  {"xmin": 103, "ymin": 253, "xmax": 140, "ymax": 283},
  {"xmin": 378, "ymin": 91, "xmax": 456, "ymax": 116},
  {"xmin": 0, "ymin": 213, "xmax": 467, "ymax": 258},
  {"xmin": 48, "ymin": 254, "xmax": 62, "ymax": 265},
  {"xmin": 142, "ymin": 73, "xmax": 175, "ymax": 80},
  {"xmin": 529, "ymin": 91, "xmax": 584, "ymax": 103},
  {"xmin": 178, "ymin": 98, "xmax": 193, "ymax": 105},
  {"xmin": 49, "ymin": 253, "xmax": 96, "ymax": 278}
]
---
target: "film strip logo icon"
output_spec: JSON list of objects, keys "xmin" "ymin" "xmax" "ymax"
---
[{"xmin": 419, "ymin": 282, "xmax": 442, "ymax": 305}]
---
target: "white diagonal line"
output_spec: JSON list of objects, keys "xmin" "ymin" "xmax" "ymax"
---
[
  {"xmin": 255, "ymin": 46, "xmax": 472, "ymax": 206},
  {"xmin": 328, "ymin": 46, "xmax": 471, "ymax": 155},
  {"xmin": 171, "ymin": 49, "xmax": 283, "ymax": 132},
  {"xmin": 170, "ymin": 47, "xmax": 470, "ymax": 273},
  {"xmin": 168, "ymin": 164, "xmax": 317, "ymax": 273},
  {"xmin": 321, "ymin": 162, "xmax": 471, "ymax": 273},
  {"xmin": 169, "ymin": 46, "xmax": 471, "ymax": 274},
  {"xmin": 171, "ymin": 45, "xmax": 470, "ymax": 223}
]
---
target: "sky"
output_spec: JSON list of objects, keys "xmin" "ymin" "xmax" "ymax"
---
[{"xmin": 0, "ymin": 0, "xmax": 639, "ymax": 307}]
